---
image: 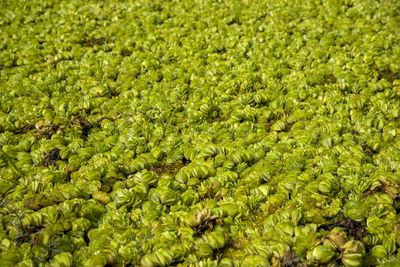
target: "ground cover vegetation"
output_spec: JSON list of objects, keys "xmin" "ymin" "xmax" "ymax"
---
[{"xmin": 1, "ymin": 0, "xmax": 400, "ymax": 266}]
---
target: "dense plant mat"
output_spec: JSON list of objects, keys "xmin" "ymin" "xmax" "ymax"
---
[{"xmin": 1, "ymin": 0, "xmax": 400, "ymax": 266}]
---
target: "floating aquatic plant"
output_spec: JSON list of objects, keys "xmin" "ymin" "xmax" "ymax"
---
[{"xmin": 1, "ymin": 0, "xmax": 400, "ymax": 266}]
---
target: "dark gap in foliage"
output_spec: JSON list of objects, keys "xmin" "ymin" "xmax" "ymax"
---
[
  {"xmin": 83, "ymin": 233, "xmax": 90, "ymax": 245},
  {"xmin": 120, "ymin": 49, "xmax": 132, "ymax": 57},
  {"xmin": 226, "ymin": 17, "xmax": 242, "ymax": 26},
  {"xmin": 223, "ymin": 236, "xmax": 248, "ymax": 251},
  {"xmin": 363, "ymin": 179, "xmax": 400, "ymax": 200},
  {"xmin": 79, "ymin": 37, "xmax": 106, "ymax": 47},
  {"xmin": 110, "ymin": 90, "xmax": 120, "ymax": 97},
  {"xmin": 39, "ymin": 147, "xmax": 63, "ymax": 167},
  {"xmin": 216, "ymin": 47, "xmax": 227, "ymax": 55},
  {"xmin": 15, "ymin": 225, "xmax": 44, "ymax": 246},
  {"xmin": 338, "ymin": 219, "xmax": 369, "ymax": 241},
  {"xmin": 34, "ymin": 123, "xmax": 59, "ymax": 139},
  {"xmin": 378, "ymin": 70, "xmax": 400, "ymax": 83},
  {"xmin": 281, "ymin": 122, "xmax": 294, "ymax": 132},
  {"xmin": 362, "ymin": 143, "xmax": 377, "ymax": 157},
  {"xmin": 393, "ymin": 200, "xmax": 400, "ymax": 214},
  {"xmin": 323, "ymin": 74, "xmax": 337, "ymax": 84},
  {"xmin": 181, "ymin": 156, "xmax": 191, "ymax": 165},
  {"xmin": 278, "ymin": 251, "xmax": 305, "ymax": 267},
  {"xmin": 319, "ymin": 214, "xmax": 369, "ymax": 242},
  {"xmin": 192, "ymin": 217, "xmax": 223, "ymax": 237},
  {"xmin": 212, "ymin": 248, "xmax": 226, "ymax": 262},
  {"xmin": 14, "ymin": 122, "xmax": 35, "ymax": 134},
  {"xmin": 71, "ymin": 115, "xmax": 93, "ymax": 137},
  {"xmin": 150, "ymin": 160, "xmax": 185, "ymax": 176},
  {"xmin": 266, "ymin": 120, "xmax": 275, "ymax": 131}
]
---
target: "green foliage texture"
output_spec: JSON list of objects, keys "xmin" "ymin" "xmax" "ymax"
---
[{"xmin": 1, "ymin": 0, "xmax": 400, "ymax": 266}]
